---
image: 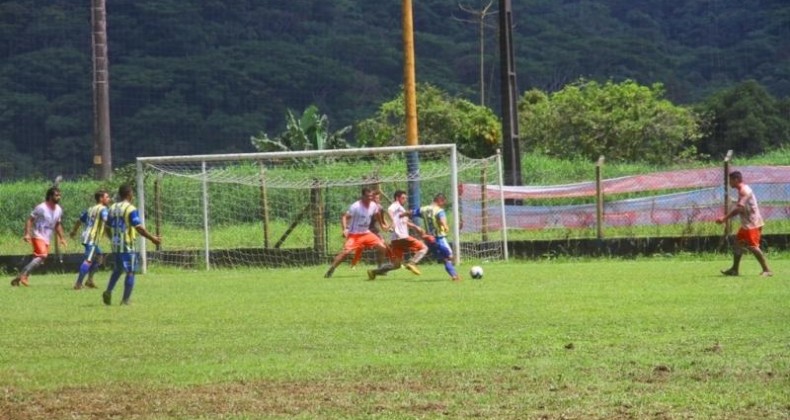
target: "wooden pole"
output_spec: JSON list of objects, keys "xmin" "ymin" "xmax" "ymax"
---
[
  {"xmin": 402, "ymin": 0, "xmax": 418, "ymax": 146},
  {"xmin": 91, "ymin": 0, "xmax": 112, "ymax": 180},
  {"xmin": 403, "ymin": 0, "xmax": 422, "ymax": 217},
  {"xmin": 274, "ymin": 204, "xmax": 311, "ymax": 249},
  {"xmin": 595, "ymin": 156, "xmax": 605, "ymax": 240},
  {"xmin": 259, "ymin": 162, "xmax": 270, "ymax": 248},
  {"xmin": 311, "ymin": 179, "xmax": 325, "ymax": 253},
  {"xmin": 481, "ymin": 164, "xmax": 489, "ymax": 241},
  {"xmin": 723, "ymin": 150, "xmax": 733, "ymax": 237}
]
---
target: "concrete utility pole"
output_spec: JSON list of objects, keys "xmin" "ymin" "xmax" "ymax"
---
[
  {"xmin": 498, "ymin": 0, "xmax": 522, "ymax": 186},
  {"xmin": 91, "ymin": 0, "xmax": 112, "ymax": 180},
  {"xmin": 456, "ymin": 1, "xmax": 497, "ymax": 106}
]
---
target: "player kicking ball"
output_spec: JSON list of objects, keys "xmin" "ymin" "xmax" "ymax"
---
[
  {"xmin": 406, "ymin": 193, "xmax": 461, "ymax": 282},
  {"xmin": 367, "ymin": 190, "xmax": 428, "ymax": 280}
]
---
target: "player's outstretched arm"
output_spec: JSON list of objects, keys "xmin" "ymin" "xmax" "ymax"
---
[
  {"xmin": 135, "ymin": 225, "xmax": 161, "ymax": 246},
  {"xmin": 69, "ymin": 220, "xmax": 82, "ymax": 239}
]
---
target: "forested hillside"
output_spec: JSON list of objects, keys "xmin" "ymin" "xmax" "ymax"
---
[{"xmin": 0, "ymin": 0, "xmax": 787, "ymax": 178}]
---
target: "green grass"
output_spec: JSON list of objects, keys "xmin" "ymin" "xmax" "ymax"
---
[{"xmin": 1, "ymin": 258, "xmax": 788, "ymax": 418}]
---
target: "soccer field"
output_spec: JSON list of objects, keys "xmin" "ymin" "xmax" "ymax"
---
[{"xmin": 1, "ymin": 258, "xmax": 788, "ymax": 418}]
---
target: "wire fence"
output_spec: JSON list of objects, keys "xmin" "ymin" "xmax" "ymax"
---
[{"xmin": 461, "ymin": 157, "xmax": 790, "ymax": 240}]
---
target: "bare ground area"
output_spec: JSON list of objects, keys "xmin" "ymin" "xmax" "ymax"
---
[{"xmin": 2, "ymin": 375, "xmax": 788, "ymax": 420}]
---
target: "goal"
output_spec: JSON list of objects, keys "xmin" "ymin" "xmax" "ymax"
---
[{"xmin": 135, "ymin": 144, "xmax": 507, "ymax": 271}]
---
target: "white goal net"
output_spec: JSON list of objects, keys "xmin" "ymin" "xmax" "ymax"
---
[{"xmin": 135, "ymin": 144, "xmax": 507, "ymax": 271}]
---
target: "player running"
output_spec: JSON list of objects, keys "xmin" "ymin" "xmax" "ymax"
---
[
  {"xmin": 10, "ymin": 186, "xmax": 67, "ymax": 287},
  {"xmin": 366, "ymin": 190, "xmax": 428, "ymax": 280},
  {"xmin": 350, "ymin": 189, "xmax": 387, "ymax": 270},
  {"xmin": 102, "ymin": 184, "xmax": 161, "ymax": 305},
  {"xmin": 69, "ymin": 189, "xmax": 111, "ymax": 289},
  {"xmin": 324, "ymin": 187, "xmax": 389, "ymax": 279},
  {"xmin": 414, "ymin": 193, "xmax": 461, "ymax": 282}
]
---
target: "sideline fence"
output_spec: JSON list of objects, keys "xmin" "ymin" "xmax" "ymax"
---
[{"xmin": 461, "ymin": 154, "xmax": 790, "ymax": 240}]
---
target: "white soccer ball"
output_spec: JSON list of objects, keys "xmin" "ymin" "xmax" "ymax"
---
[{"xmin": 469, "ymin": 265, "xmax": 484, "ymax": 280}]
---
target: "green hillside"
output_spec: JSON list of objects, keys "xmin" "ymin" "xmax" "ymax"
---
[{"xmin": 0, "ymin": 0, "xmax": 787, "ymax": 178}]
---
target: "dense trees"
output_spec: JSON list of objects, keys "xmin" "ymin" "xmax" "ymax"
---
[
  {"xmin": 0, "ymin": 1, "xmax": 787, "ymax": 179},
  {"xmin": 697, "ymin": 80, "xmax": 790, "ymax": 157},
  {"xmin": 518, "ymin": 80, "xmax": 700, "ymax": 164},
  {"xmin": 356, "ymin": 84, "xmax": 501, "ymax": 158}
]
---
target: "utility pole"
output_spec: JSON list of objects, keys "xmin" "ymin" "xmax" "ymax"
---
[
  {"xmin": 498, "ymin": 0, "xmax": 522, "ymax": 186},
  {"xmin": 402, "ymin": 0, "xmax": 422, "ymax": 213},
  {"xmin": 91, "ymin": 0, "xmax": 112, "ymax": 180},
  {"xmin": 455, "ymin": 1, "xmax": 496, "ymax": 107}
]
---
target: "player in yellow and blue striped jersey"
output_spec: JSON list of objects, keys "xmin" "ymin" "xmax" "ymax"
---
[
  {"xmin": 69, "ymin": 190, "xmax": 111, "ymax": 289},
  {"xmin": 102, "ymin": 184, "xmax": 161, "ymax": 306},
  {"xmin": 413, "ymin": 193, "xmax": 461, "ymax": 282}
]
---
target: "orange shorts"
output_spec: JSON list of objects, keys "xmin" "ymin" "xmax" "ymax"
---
[
  {"xmin": 343, "ymin": 232, "xmax": 384, "ymax": 252},
  {"xmin": 31, "ymin": 238, "xmax": 50, "ymax": 258},
  {"xmin": 389, "ymin": 237, "xmax": 427, "ymax": 261},
  {"xmin": 736, "ymin": 227, "xmax": 762, "ymax": 248}
]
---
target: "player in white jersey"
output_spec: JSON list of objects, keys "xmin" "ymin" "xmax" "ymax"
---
[
  {"xmin": 716, "ymin": 171, "xmax": 772, "ymax": 277},
  {"xmin": 323, "ymin": 187, "xmax": 389, "ymax": 278},
  {"xmin": 366, "ymin": 190, "xmax": 428, "ymax": 280},
  {"xmin": 350, "ymin": 190, "xmax": 385, "ymax": 269},
  {"xmin": 11, "ymin": 186, "xmax": 67, "ymax": 287}
]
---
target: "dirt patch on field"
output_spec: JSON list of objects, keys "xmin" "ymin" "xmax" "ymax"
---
[{"xmin": 1, "ymin": 378, "xmax": 456, "ymax": 419}]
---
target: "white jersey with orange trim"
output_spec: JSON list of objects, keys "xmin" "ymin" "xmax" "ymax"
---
[
  {"xmin": 31, "ymin": 202, "xmax": 63, "ymax": 245},
  {"xmin": 388, "ymin": 202, "xmax": 411, "ymax": 241},
  {"xmin": 346, "ymin": 200, "xmax": 382, "ymax": 234}
]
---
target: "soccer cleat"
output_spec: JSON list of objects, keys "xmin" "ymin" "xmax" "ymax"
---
[
  {"xmin": 19, "ymin": 275, "xmax": 29, "ymax": 287},
  {"xmin": 323, "ymin": 268, "xmax": 335, "ymax": 279},
  {"xmin": 367, "ymin": 269, "xmax": 376, "ymax": 281},
  {"xmin": 451, "ymin": 275, "xmax": 462, "ymax": 282},
  {"xmin": 85, "ymin": 280, "xmax": 97, "ymax": 289},
  {"xmin": 73, "ymin": 284, "xmax": 83, "ymax": 290},
  {"xmin": 404, "ymin": 262, "xmax": 421, "ymax": 275},
  {"xmin": 102, "ymin": 291, "xmax": 112, "ymax": 306},
  {"xmin": 10, "ymin": 277, "xmax": 19, "ymax": 287},
  {"xmin": 760, "ymin": 271, "xmax": 774, "ymax": 277},
  {"xmin": 720, "ymin": 268, "xmax": 738, "ymax": 276},
  {"xmin": 120, "ymin": 299, "xmax": 131, "ymax": 305}
]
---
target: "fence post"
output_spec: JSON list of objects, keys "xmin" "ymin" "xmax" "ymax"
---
[
  {"xmin": 258, "ymin": 162, "xmax": 270, "ymax": 249},
  {"xmin": 595, "ymin": 155, "xmax": 605, "ymax": 240},
  {"xmin": 311, "ymin": 179, "xmax": 326, "ymax": 254},
  {"xmin": 481, "ymin": 163, "xmax": 489, "ymax": 242},
  {"xmin": 723, "ymin": 150, "xmax": 733, "ymax": 238}
]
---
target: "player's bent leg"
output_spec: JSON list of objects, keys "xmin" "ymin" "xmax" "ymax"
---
[
  {"xmin": 350, "ymin": 247, "xmax": 363, "ymax": 269},
  {"xmin": 368, "ymin": 262, "xmax": 398, "ymax": 280},
  {"xmin": 75, "ymin": 259, "xmax": 92, "ymax": 289}
]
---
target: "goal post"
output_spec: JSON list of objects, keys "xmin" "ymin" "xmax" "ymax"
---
[{"xmin": 136, "ymin": 144, "xmax": 507, "ymax": 272}]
